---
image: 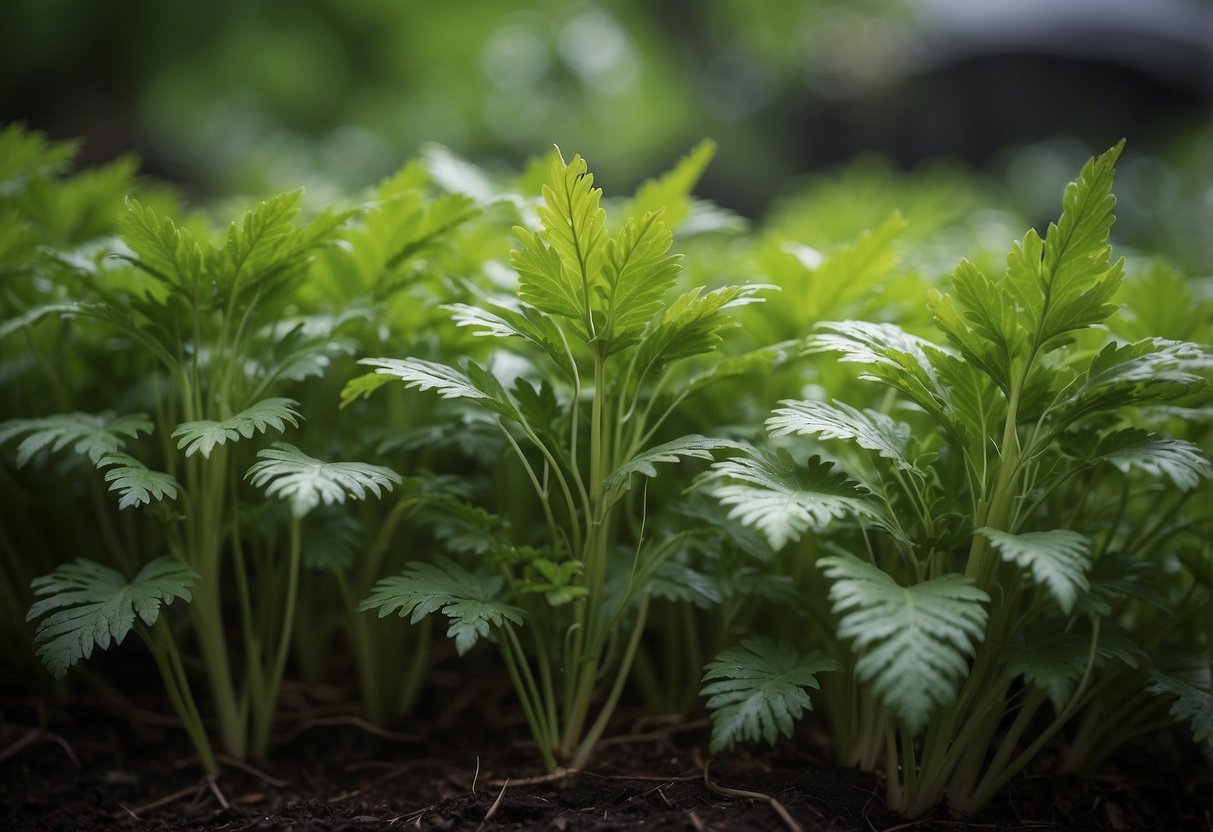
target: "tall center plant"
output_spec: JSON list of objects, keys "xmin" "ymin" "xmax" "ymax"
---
[{"xmin": 350, "ymin": 148, "xmax": 771, "ymax": 770}]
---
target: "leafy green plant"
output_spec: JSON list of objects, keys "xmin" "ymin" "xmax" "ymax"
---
[
  {"xmin": 352, "ymin": 146, "xmax": 773, "ymax": 770},
  {"xmin": 701, "ymin": 142, "xmax": 1213, "ymax": 816}
]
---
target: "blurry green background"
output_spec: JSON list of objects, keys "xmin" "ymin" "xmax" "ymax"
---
[{"xmin": 2, "ymin": 0, "xmax": 1210, "ymax": 266}]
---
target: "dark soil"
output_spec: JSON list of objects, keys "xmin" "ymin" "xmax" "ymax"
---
[{"xmin": 2, "ymin": 691, "xmax": 1210, "ymax": 832}]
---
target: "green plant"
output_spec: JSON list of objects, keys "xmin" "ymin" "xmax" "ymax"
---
[
  {"xmin": 352, "ymin": 145, "xmax": 776, "ymax": 770},
  {"xmin": 700, "ymin": 142, "xmax": 1213, "ymax": 816}
]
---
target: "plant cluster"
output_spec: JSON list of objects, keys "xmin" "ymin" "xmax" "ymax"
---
[{"xmin": 2, "ymin": 123, "xmax": 1209, "ymax": 818}]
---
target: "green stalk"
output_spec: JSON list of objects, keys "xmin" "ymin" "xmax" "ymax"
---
[
  {"xmin": 142, "ymin": 618, "xmax": 217, "ymax": 776},
  {"xmin": 252, "ymin": 516, "xmax": 303, "ymax": 758}
]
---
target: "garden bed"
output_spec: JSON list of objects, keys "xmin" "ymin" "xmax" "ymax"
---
[{"xmin": 4, "ymin": 691, "xmax": 1208, "ymax": 832}]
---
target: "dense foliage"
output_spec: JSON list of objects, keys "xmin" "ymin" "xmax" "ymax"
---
[{"xmin": 2, "ymin": 123, "xmax": 1209, "ymax": 818}]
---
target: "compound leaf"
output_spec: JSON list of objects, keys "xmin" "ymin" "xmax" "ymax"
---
[
  {"xmin": 701, "ymin": 638, "xmax": 839, "ymax": 754},
  {"xmin": 820, "ymin": 554, "xmax": 988, "ymax": 733},
  {"xmin": 359, "ymin": 557, "xmax": 524, "ymax": 655},
  {"xmin": 246, "ymin": 442, "xmax": 401, "ymax": 518},
  {"xmin": 978, "ymin": 527, "xmax": 1092, "ymax": 615},
  {"xmin": 27, "ymin": 557, "xmax": 198, "ymax": 679},
  {"xmin": 172, "ymin": 397, "xmax": 301, "ymax": 459}
]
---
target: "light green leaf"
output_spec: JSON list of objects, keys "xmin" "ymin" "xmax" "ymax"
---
[
  {"xmin": 27, "ymin": 558, "xmax": 198, "ymax": 679},
  {"xmin": 118, "ymin": 197, "xmax": 204, "ymax": 294},
  {"xmin": 1088, "ymin": 428, "xmax": 1212, "ymax": 491},
  {"xmin": 444, "ymin": 302, "xmax": 577, "ymax": 380},
  {"xmin": 626, "ymin": 139, "xmax": 716, "ymax": 231},
  {"xmin": 1062, "ymin": 339, "xmax": 1211, "ymax": 423},
  {"xmin": 599, "ymin": 211, "xmax": 681, "ymax": 353},
  {"xmin": 767, "ymin": 399, "xmax": 920, "ymax": 474},
  {"xmin": 359, "ymin": 557, "xmax": 525, "ymax": 655},
  {"xmin": 977, "ymin": 527, "xmax": 1092, "ymax": 614},
  {"xmin": 172, "ymin": 397, "xmax": 302, "ymax": 459},
  {"xmin": 635, "ymin": 283, "xmax": 771, "ymax": 373},
  {"xmin": 701, "ymin": 638, "xmax": 838, "ymax": 754},
  {"xmin": 603, "ymin": 435, "xmax": 743, "ymax": 492},
  {"xmin": 246, "ymin": 442, "xmax": 402, "ymax": 518},
  {"xmin": 212, "ymin": 190, "xmax": 302, "ymax": 289},
  {"xmin": 706, "ymin": 450, "xmax": 877, "ymax": 551},
  {"xmin": 97, "ymin": 453, "xmax": 179, "ymax": 510},
  {"xmin": 354, "ymin": 357, "xmax": 519, "ymax": 420},
  {"xmin": 820, "ymin": 554, "xmax": 989, "ymax": 733},
  {"xmin": 0, "ymin": 411, "xmax": 152, "ymax": 467}
]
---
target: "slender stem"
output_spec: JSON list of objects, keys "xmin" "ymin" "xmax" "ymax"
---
[{"xmin": 253, "ymin": 516, "xmax": 303, "ymax": 757}]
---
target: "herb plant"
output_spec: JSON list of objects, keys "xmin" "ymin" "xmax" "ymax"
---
[
  {"xmin": 701, "ymin": 142, "xmax": 1213, "ymax": 816},
  {"xmin": 352, "ymin": 145, "xmax": 773, "ymax": 771}
]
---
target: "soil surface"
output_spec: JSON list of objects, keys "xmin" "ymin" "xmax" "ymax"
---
[{"xmin": 2, "ymin": 687, "xmax": 1210, "ymax": 832}]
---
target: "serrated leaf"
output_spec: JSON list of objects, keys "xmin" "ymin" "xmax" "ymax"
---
[
  {"xmin": 820, "ymin": 554, "xmax": 989, "ymax": 733},
  {"xmin": 977, "ymin": 527, "xmax": 1092, "ymax": 614},
  {"xmin": 212, "ymin": 190, "xmax": 302, "ymax": 289},
  {"xmin": 1149, "ymin": 667, "xmax": 1213, "ymax": 745},
  {"xmin": 0, "ymin": 411, "xmax": 152, "ymax": 467},
  {"xmin": 359, "ymin": 557, "xmax": 525, "ymax": 655},
  {"xmin": 172, "ymin": 398, "xmax": 301, "ymax": 459},
  {"xmin": 27, "ymin": 558, "xmax": 198, "ymax": 679},
  {"xmin": 1088, "ymin": 428, "xmax": 1212, "ymax": 491},
  {"xmin": 97, "ymin": 453, "xmax": 179, "ymax": 510},
  {"xmin": 246, "ymin": 442, "xmax": 402, "ymax": 518},
  {"xmin": 635, "ymin": 283, "xmax": 771, "ymax": 373},
  {"xmin": 118, "ymin": 198, "xmax": 204, "ymax": 294},
  {"xmin": 705, "ymin": 450, "xmax": 878, "ymax": 551},
  {"xmin": 354, "ymin": 357, "xmax": 519, "ymax": 420},
  {"xmin": 603, "ymin": 435, "xmax": 743, "ymax": 492},
  {"xmin": 701, "ymin": 637, "xmax": 838, "ymax": 754},
  {"xmin": 1062, "ymin": 339, "xmax": 1211, "ymax": 423},
  {"xmin": 599, "ymin": 211, "xmax": 681, "ymax": 353},
  {"xmin": 650, "ymin": 559, "xmax": 722, "ymax": 609},
  {"xmin": 767, "ymin": 399, "xmax": 920, "ymax": 474},
  {"xmin": 626, "ymin": 139, "xmax": 716, "ymax": 231},
  {"xmin": 1004, "ymin": 142, "xmax": 1125, "ymax": 352},
  {"xmin": 444, "ymin": 301, "xmax": 577, "ymax": 380}
]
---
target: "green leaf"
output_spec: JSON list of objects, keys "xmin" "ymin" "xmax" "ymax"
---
[
  {"xmin": 27, "ymin": 558, "xmax": 198, "ymax": 679},
  {"xmin": 0, "ymin": 411, "xmax": 152, "ymax": 467},
  {"xmin": 1149, "ymin": 667, "xmax": 1213, "ymax": 746},
  {"xmin": 635, "ymin": 283, "xmax": 771, "ymax": 373},
  {"xmin": 97, "ymin": 453, "xmax": 179, "ymax": 510},
  {"xmin": 603, "ymin": 435, "xmax": 743, "ymax": 492},
  {"xmin": 626, "ymin": 139, "xmax": 716, "ymax": 231},
  {"xmin": 353, "ymin": 357, "xmax": 519, "ymax": 420},
  {"xmin": 359, "ymin": 557, "xmax": 525, "ymax": 655},
  {"xmin": 767, "ymin": 399, "xmax": 920, "ymax": 474},
  {"xmin": 809, "ymin": 321, "xmax": 951, "ymax": 423},
  {"xmin": 212, "ymin": 189, "xmax": 302, "ymax": 289},
  {"xmin": 0, "ymin": 302, "xmax": 84, "ymax": 340},
  {"xmin": 1087, "ymin": 428, "xmax": 1212, "ymax": 491},
  {"xmin": 246, "ymin": 442, "xmax": 402, "ymax": 518},
  {"xmin": 820, "ymin": 554, "xmax": 989, "ymax": 733},
  {"xmin": 510, "ymin": 150, "xmax": 606, "ymax": 329},
  {"xmin": 599, "ymin": 211, "xmax": 681, "ymax": 354},
  {"xmin": 118, "ymin": 197, "xmax": 204, "ymax": 294},
  {"xmin": 172, "ymin": 397, "xmax": 302, "ymax": 459},
  {"xmin": 1007, "ymin": 627, "xmax": 1141, "ymax": 711},
  {"xmin": 705, "ymin": 450, "xmax": 878, "ymax": 551},
  {"xmin": 701, "ymin": 637, "xmax": 838, "ymax": 754},
  {"xmin": 444, "ymin": 301, "xmax": 577, "ymax": 380},
  {"xmin": 977, "ymin": 528, "xmax": 1092, "ymax": 615},
  {"xmin": 301, "ymin": 511, "xmax": 361, "ymax": 572},
  {"xmin": 1005, "ymin": 142, "xmax": 1125, "ymax": 352},
  {"xmin": 928, "ymin": 259, "xmax": 1022, "ymax": 394},
  {"xmin": 1061, "ymin": 339, "xmax": 1211, "ymax": 423}
]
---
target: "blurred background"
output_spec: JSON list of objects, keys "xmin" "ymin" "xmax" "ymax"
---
[{"xmin": 2, "ymin": 0, "xmax": 1210, "ymax": 267}]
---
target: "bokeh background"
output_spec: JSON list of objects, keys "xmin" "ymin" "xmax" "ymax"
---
[{"xmin": 2, "ymin": 0, "xmax": 1210, "ymax": 267}]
